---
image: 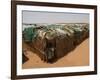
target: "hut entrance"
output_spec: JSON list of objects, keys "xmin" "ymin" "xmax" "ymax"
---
[{"xmin": 45, "ymin": 38, "xmax": 56, "ymax": 62}]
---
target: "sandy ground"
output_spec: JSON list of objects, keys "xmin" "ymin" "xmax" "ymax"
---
[{"xmin": 22, "ymin": 38, "xmax": 89, "ymax": 69}]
